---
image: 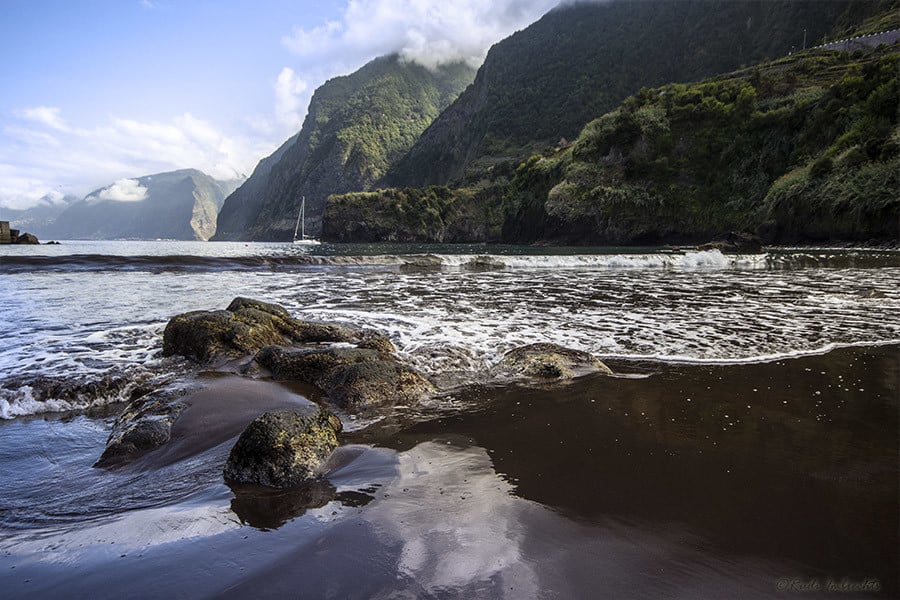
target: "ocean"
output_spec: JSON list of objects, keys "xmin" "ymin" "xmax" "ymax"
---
[{"xmin": 0, "ymin": 241, "xmax": 897, "ymax": 598}]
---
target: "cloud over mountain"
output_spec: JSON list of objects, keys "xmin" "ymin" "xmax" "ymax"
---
[
  {"xmin": 282, "ymin": 0, "xmax": 558, "ymax": 70},
  {"xmin": 92, "ymin": 178, "xmax": 148, "ymax": 202}
]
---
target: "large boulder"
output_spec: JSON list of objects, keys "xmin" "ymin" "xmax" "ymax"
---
[
  {"xmin": 255, "ymin": 345, "xmax": 434, "ymax": 412},
  {"xmin": 494, "ymin": 343, "xmax": 613, "ymax": 380},
  {"xmin": 162, "ymin": 297, "xmax": 390, "ymax": 364},
  {"xmin": 224, "ymin": 408, "xmax": 342, "ymax": 488}
]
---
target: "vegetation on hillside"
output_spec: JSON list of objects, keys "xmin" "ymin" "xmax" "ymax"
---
[
  {"xmin": 501, "ymin": 46, "xmax": 899, "ymax": 244},
  {"xmin": 384, "ymin": 0, "xmax": 893, "ymax": 189},
  {"xmin": 213, "ymin": 55, "xmax": 474, "ymax": 241},
  {"xmin": 322, "ymin": 184, "xmax": 504, "ymax": 243},
  {"xmin": 325, "ymin": 42, "xmax": 899, "ymax": 245}
]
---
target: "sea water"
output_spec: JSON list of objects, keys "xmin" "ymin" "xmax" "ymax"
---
[
  {"xmin": 1, "ymin": 242, "xmax": 898, "ymax": 417},
  {"xmin": 0, "ymin": 242, "xmax": 897, "ymax": 599}
]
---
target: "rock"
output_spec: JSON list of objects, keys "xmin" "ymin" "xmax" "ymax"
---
[
  {"xmin": 399, "ymin": 255, "xmax": 445, "ymax": 272},
  {"xmin": 255, "ymin": 345, "xmax": 434, "ymax": 412},
  {"xmin": 45, "ymin": 240, "xmax": 61, "ymax": 245},
  {"xmin": 94, "ymin": 383, "xmax": 193, "ymax": 468},
  {"xmin": 223, "ymin": 408, "xmax": 342, "ymax": 488},
  {"xmin": 463, "ymin": 255, "xmax": 506, "ymax": 272},
  {"xmin": 495, "ymin": 343, "xmax": 613, "ymax": 380},
  {"xmin": 322, "ymin": 359, "xmax": 434, "ymax": 411},
  {"xmin": 698, "ymin": 232, "xmax": 763, "ymax": 254},
  {"xmin": 2, "ymin": 371, "xmax": 153, "ymax": 411},
  {"xmin": 95, "ymin": 376, "xmax": 326, "ymax": 469},
  {"xmin": 357, "ymin": 331, "xmax": 397, "ymax": 353},
  {"xmin": 162, "ymin": 297, "xmax": 379, "ymax": 364},
  {"xmin": 14, "ymin": 232, "xmax": 39, "ymax": 244}
]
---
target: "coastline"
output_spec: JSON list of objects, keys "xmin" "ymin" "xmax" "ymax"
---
[{"xmin": 1, "ymin": 343, "xmax": 896, "ymax": 599}]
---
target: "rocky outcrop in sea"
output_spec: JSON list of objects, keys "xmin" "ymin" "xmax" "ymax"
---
[{"xmin": 95, "ymin": 298, "xmax": 613, "ymax": 489}]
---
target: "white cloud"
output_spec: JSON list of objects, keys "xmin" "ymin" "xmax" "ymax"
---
[
  {"xmin": 1, "ymin": 0, "xmax": 562, "ymax": 210},
  {"xmin": 274, "ymin": 67, "xmax": 310, "ymax": 130},
  {"xmin": 17, "ymin": 106, "xmax": 69, "ymax": 132},
  {"xmin": 0, "ymin": 108, "xmax": 267, "ymax": 209},
  {"xmin": 282, "ymin": 0, "xmax": 559, "ymax": 70},
  {"xmin": 93, "ymin": 178, "xmax": 148, "ymax": 202}
]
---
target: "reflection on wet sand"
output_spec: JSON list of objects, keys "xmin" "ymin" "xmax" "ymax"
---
[
  {"xmin": 368, "ymin": 345, "xmax": 898, "ymax": 597},
  {"xmin": 0, "ymin": 346, "xmax": 895, "ymax": 599}
]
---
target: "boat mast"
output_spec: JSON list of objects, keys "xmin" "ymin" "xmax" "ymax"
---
[
  {"xmin": 301, "ymin": 196, "xmax": 305, "ymax": 239},
  {"xmin": 293, "ymin": 196, "xmax": 303, "ymax": 241}
]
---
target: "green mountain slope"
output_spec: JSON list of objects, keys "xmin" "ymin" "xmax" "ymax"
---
[
  {"xmin": 324, "ymin": 41, "xmax": 899, "ymax": 245},
  {"xmin": 44, "ymin": 169, "xmax": 233, "ymax": 240},
  {"xmin": 212, "ymin": 55, "xmax": 474, "ymax": 241},
  {"xmin": 383, "ymin": 0, "xmax": 890, "ymax": 189}
]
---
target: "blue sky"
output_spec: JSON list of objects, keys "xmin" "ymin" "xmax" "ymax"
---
[{"xmin": 0, "ymin": 0, "xmax": 559, "ymax": 209}]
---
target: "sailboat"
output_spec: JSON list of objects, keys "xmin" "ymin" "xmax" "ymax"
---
[{"xmin": 292, "ymin": 196, "xmax": 321, "ymax": 245}]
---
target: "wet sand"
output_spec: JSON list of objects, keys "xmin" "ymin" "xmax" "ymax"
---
[{"xmin": 0, "ymin": 344, "xmax": 896, "ymax": 599}]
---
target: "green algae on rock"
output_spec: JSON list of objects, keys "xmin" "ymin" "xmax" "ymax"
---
[
  {"xmin": 495, "ymin": 343, "xmax": 613, "ymax": 380},
  {"xmin": 224, "ymin": 408, "xmax": 342, "ymax": 488},
  {"xmin": 162, "ymin": 297, "xmax": 385, "ymax": 364},
  {"xmin": 255, "ymin": 345, "xmax": 435, "ymax": 412}
]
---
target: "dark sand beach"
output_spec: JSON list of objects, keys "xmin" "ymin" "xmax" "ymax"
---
[{"xmin": 1, "ymin": 344, "xmax": 896, "ymax": 599}]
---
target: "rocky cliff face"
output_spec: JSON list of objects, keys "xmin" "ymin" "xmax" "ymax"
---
[
  {"xmin": 211, "ymin": 134, "xmax": 298, "ymax": 242},
  {"xmin": 383, "ymin": 0, "xmax": 886, "ymax": 189},
  {"xmin": 211, "ymin": 55, "xmax": 475, "ymax": 242},
  {"xmin": 44, "ymin": 169, "xmax": 233, "ymax": 240},
  {"xmin": 502, "ymin": 46, "xmax": 899, "ymax": 246},
  {"xmin": 325, "ymin": 42, "xmax": 899, "ymax": 246}
]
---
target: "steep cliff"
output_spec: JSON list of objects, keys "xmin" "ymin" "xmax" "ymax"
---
[
  {"xmin": 324, "ymin": 43, "xmax": 899, "ymax": 245},
  {"xmin": 212, "ymin": 134, "xmax": 298, "ymax": 242},
  {"xmin": 383, "ymin": 0, "xmax": 889, "ymax": 188},
  {"xmin": 212, "ymin": 55, "xmax": 474, "ymax": 241},
  {"xmin": 500, "ymin": 45, "xmax": 900, "ymax": 245}
]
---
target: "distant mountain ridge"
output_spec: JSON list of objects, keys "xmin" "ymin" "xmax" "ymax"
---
[
  {"xmin": 212, "ymin": 54, "xmax": 475, "ymax": 241},
  {"xmin": 41, "ymin": 169, "xmax": 236, "ymax": 240},
  {"xmin": 2, "ymin": 195, "xmax": 79, "ymax": 238}
]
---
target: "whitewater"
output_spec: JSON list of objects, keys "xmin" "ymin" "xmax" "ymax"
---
[{"xmin": 2, "ymin": 242, "xmax": 899, "ymax": 418}]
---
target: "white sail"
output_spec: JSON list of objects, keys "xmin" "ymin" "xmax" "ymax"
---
[{"xmin": 293, "ymin": 196, "xmax": 321, "ymax": 245}]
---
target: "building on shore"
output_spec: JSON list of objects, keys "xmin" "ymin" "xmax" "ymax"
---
[{"xmin": 0, "ymin": 221, "xmax": 15, "ymax": 244}]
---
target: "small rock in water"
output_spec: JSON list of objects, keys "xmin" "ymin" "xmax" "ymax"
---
[
  {"xmin": 697, "ymin": 231, "xmax": 763, "ymax": 254},
  {"xmin": 224, "ymin": 407, "xmax": 342, "ymax": 488},
  {"xmin": 94, "ymin": 382, "xmax": 193, "ymax": 468},
  {"xmin": 494, "ymin": 343, "xmax": 613, "ymax": 380}
]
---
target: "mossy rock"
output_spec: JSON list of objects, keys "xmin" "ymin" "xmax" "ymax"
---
[
  {"xmin": 495, "ymin": 343, "xmax": 613, "ymax": 379},
  {"xmin": 322, "ymin": 360, "xmax": 435, "ymax": 411},
  {"xmin": 357, "ymin": 331, "xmax": 397, "ymax": 353},
  {"xmin": 255, "ymin": 346, "xmax": 381, "ymax": 383},
  {"xmin": 255, "ymin": 345, "xmax": 434, "ymax": 412},
  {"xmin": 162, "ymin": 297, "xmax": 382, "ymax": 364},
  {"xmin": 223, "ymin": 408, "xmax": 342, "ymax": 488}
]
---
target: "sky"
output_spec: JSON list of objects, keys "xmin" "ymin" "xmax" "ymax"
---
[{"xmin": 0, "ymin": 0, "xmax": 561, "ymax": 209}]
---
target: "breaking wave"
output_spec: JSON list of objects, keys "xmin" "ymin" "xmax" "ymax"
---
[
  {"xmin": 2, "ymin": 249, "xmax": 898, "ymax": 273},
  {"xmin": 2, "ymin": 243, "xmax": 899, "ymax": 418}
]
